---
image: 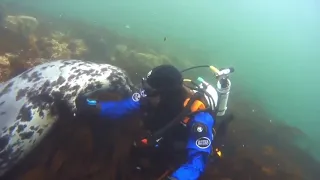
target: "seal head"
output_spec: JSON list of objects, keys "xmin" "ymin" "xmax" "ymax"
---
[{"xmin": 0, "ymin": 59, "xmax": 133, "ymax": 176}]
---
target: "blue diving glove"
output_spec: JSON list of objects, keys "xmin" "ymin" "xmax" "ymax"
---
[{"xmin": 75, "ymin": 94, "xmax": 99, "ymax": 115}]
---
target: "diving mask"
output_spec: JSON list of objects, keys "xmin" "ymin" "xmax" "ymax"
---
[{"xmin": 140, "ymin": 77, "xmax": 159, "ymax": 97}]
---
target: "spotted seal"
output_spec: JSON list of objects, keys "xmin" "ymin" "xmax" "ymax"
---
[{"xmin": 0, "ymin": 59, "xmax": 134, "ymax": 176}]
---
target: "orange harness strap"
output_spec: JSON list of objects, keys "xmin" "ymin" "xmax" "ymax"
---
[
  {"xmin": 182, "ymin": 98, "xmax": 217, "ymax": 135},
  {"xmin": 182, "ymin": 98, "xmax": 206, "ymax": 125},
  {"xmin": 140, "ymin": 98, "xmax": 210, "ymax": 145}
]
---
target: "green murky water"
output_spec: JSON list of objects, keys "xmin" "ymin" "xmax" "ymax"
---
[{"xmin": 7, "ymin": 0, "xmax": 320, "ymax": 160}]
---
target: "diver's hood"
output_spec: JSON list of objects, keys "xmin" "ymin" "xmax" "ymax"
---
[{"xmin": 139, "ymin": 77, "xmax": 183, "ymax": 97}]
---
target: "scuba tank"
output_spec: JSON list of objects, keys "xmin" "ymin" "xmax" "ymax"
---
[
  {"xmin": 216, "ymin": 77, "xmax": 231, "ymax": 116},
  {"xmin": 216, "ymin": 68, "xmax": 233, "ymax": 116},
  {"xmin": 196, "ymin": 75, "xmax": 231, "ymax": 117}
]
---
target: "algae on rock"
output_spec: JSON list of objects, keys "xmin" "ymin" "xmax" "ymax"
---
[
  {"xmin": 0, "ymin": 53, "xmax": 18, "ymax": 82},
  {"xmin": 0, "ymin": 54, "xmax": 10, "ymax": 67},
  {"xmin": 4, "ymin": 15, "xmax": 39, "ymax": 37},
  {"xmin": 114, "ymin": 44, "xmax": 172, "ymax": 69},
  {"xmin": 41, "ymin": 37, "xmax": 71, "ymax": 59},
  {"xmin": 68, "ymin": 39, "xmax": 88, "ymax": 58},
  {"xmin": 134, "ymin": 52, "xmax": 171, "ymax": 68},
  {"xmin": 39, "ymin": 31, "xmax": 88, "ymax": 59}
]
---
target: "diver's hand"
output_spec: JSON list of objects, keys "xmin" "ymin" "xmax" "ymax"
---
[{"xmin": 75, "ymin": 94, "xmax": 99, "ymax": 116}]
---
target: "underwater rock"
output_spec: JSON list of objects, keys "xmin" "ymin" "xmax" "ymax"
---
[
  {"xmin": 114, "ymin": 44, "xmax": 130, "ymax": 60},
  {"xmin": 50, "ymin": 31, "xmax": 70, "ymax": 42},
  {"xmin": 0, "ymin": 54, "xmax": 10, "ymax": 67},
  {"xmin": 0, "ymin": 59, "xmax": 134, "ymax": 177},
  {"xmin": 115, "ymin": 44, "xmax": 128, "ymax": 54},
  {"xmin": 0, "ymin": 55, "xmax": 10, "ymax": 81},
  {"xmin": 42, "ymin": 37, "xmax": 71, "ymax": 59},
  {"xmin": 115, "ymin": 44, "xmax": 172, "ymax": 68},
  {"xmin": 0, "ymin": 15, "xmax": 41, "ymax": 59},
  {"xmin": 38, "ymin": 31, "xmax": 88, "ymax": 59},
  {"xmin": 110, "ymin": 56, "xmax": 116, "ymax": 62},
  {"xmin": 39, "ymin": 33, "xmax": 70, "ymax": 59},
  {"xmin": 3, "ymin": 15, "xmax": 39, "ymax": 37},
  {"xmin": 113, "ymin": 44, "xmax": 175, "ymax": 83},
  {"xmin": 68, "ymin": 39, "xmax": 88, "ymax": 58},
  {"xmin": 0, "ymin": 53, "xmax": 18, "ymax": 81},
  {"xmin": 133, "ymin": 52, "xmax": 171, "ymax": 67}
]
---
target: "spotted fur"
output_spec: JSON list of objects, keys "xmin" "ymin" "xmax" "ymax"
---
[{"xmin": 0, "ymin": 59, "xmax": 134, "ymax": 176}]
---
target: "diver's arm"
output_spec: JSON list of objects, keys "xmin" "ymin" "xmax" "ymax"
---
[
  {"xmin": 77, "ymin": 91, "xmax": 142, "ymax": 119},
  {"xmin": 169, "ymin": 112, "xmax": 214, "ymax": 180},
  {"xmin": 98, "ymin": 95, "xmax": 141, "ymax": 119}
]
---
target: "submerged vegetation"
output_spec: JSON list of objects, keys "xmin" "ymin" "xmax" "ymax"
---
[{"xmin": 0, "ymin": 4, "xmax": 319, "ymax": 180}]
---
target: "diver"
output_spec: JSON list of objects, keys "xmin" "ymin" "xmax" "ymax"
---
[{"xmin": 76, "ymin": 64, "xmax": 233, "ymax": 180}]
